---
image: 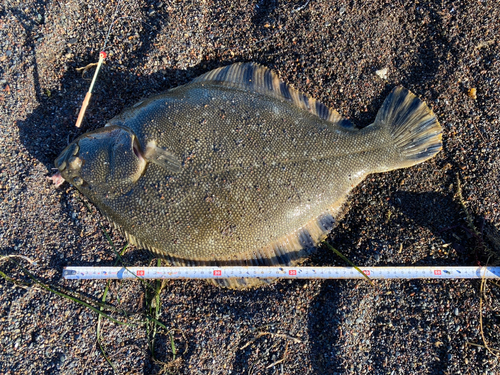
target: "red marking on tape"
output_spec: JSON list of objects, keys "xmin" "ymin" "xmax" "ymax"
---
[
  {"xmin": 137, "ymin": 270, "xmax": 145, "ymax": 276},
  {"xmin": 434, "ymin": 270, "xmax": 442, "ymax": 275},
  {"xmin": 363, "ymin": 270, "xmax": 370, "ymax": 276},
  {"xmin": 289, "ymin": 270, "xmax": 297, "ymax": 276},
  {"xmin": 213, "ymin": 270, "xmax": 222, "ymax": 276}
]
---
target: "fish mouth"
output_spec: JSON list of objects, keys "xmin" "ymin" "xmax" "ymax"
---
[{"xmin": 55, "ymin": 142, "xmax": 85, "ymax": 186}]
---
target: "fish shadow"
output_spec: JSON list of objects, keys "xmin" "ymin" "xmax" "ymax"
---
[
  {"xmin": 146, "ymin": 278, "xmax": 335, "ymax": 374},
  {"xmin": 305, "ymin": 280, "xmax": 345, "ymax": 373},
  {"xmin": 320, "ymin": 189, "xmax": 499, "ymax": 268},
  {"xmin": 306, "ymin": 189, "xmax": 499, "ymax": 373},
  {"xmin": 391, "ymin": 191, "xmax": 499, "ymax": 266}
]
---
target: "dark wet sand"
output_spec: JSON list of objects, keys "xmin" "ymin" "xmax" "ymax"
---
[{"xmin": 1, "ymin": 1, "xmax": 499, "ymax": 374}]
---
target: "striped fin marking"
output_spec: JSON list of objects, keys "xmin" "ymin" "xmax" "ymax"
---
[
  {"xmin": 191, "ymin": 62, "xmax": 354, "ymax": 128},
  {"xmin": 139, "ymin": 198, "xmax": 347, "ymax": 289}
]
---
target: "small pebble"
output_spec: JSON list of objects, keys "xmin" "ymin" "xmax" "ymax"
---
[
  {"xmin": 468, "ymin": 88, "xmax": 477, "ymax": 100},
  {"xmin": 375, "ymin": 67, "xmax": 388, "ymax": 80}
]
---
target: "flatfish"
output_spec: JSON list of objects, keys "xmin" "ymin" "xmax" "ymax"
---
[{"xmin": 55, "ymin": 63, "xmax": 442, "ymax": 288}]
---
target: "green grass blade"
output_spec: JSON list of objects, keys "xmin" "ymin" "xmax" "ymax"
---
[
  {"xmin": 170, "ymin": 331, "xmax": 177, "ymax": 361},
  {"xmin": 324, "ymin": 242, "xmax": 374, "ymax": 286},
  {"xmin": 96, "ymin": 241, "xmax": 132, "ymax": 370},
  {"xmin": 7, "ymin": 258, "xmax": 133, "ymax": 326},
  {"xmin": 0, "ymin": 268, "xmax": 31, "ymax": 287}
]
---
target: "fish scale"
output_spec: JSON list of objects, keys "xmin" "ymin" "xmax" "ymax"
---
[{"xmin": 55, "ymin": 62, "xmax": 442, "ymax": 288}]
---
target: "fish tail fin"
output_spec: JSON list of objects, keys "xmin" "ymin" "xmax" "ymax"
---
[{"xmin": 375, "ymin": 86, "xmax": 442, "ymax": 169}]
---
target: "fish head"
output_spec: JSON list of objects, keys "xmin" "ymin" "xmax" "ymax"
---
[{"xmin": 55, "ymin": 125, "xmax": 146, "ymax": 196}]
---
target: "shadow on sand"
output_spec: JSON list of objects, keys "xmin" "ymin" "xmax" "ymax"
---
[{"xmin": 12, "ymin": 0, "xmax": 499, "ymax": 372}]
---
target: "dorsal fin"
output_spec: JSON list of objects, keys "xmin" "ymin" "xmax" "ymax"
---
[{"xmin": 191, "ymin": 63, "xmax": 354, "ymax": 129}]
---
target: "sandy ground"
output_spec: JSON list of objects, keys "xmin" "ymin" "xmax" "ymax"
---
[{"xmin": 1, "ymin": 0, "xmax": 499, "ymax": 374}]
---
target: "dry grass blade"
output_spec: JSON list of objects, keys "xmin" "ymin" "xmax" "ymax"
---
[
  {"xmin": 0, "ymin": 254, "xmax": 37, "ymax": 265},
  {"xmin": 96, "ymin": 242, "xmax": 130, "ymax": 371},
  {"xmin": 479, "ymin": 269, "xmax": 500, "ymax": 359},
  {"xmin": 456, "ymin": 174, "xmax": 500, "ymax": 359},
  {"xmin": 266, "ymin": 341, "xmax": 289, "ymax": 369},
  {"xmin": 75, "ymin": 62, "xmax": 99, "ymax": 78},
  {"xmin": 466, "ymin": 341, "xmax": 500, "ymax": 353}
]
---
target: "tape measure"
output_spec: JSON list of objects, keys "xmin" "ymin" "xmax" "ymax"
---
[{"xmin": 63, "ymin": 266, "xmax": 500, "ymax": 280}]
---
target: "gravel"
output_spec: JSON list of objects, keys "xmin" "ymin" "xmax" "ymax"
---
[{"xmin": 1, "ymin": 0, "xmax": 499, "ymax": 374}]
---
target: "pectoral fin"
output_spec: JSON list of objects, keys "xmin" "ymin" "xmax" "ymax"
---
[{"xmin": 144, "ymin": 141, "xmax": 182, "ymax": 173}]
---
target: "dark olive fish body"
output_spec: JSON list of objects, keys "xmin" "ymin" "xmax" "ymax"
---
[{"xmin": 56, "ymin": 63, "xmax": 442, "ymax": 288}]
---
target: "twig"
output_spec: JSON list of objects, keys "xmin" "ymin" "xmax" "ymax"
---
[
  {"xmin": 478, "ymin": 268, "xmax": 500, "ymax": 359},
  {"xmin": 76, "ymin": 62, "xmax": 99, "ymax": 78},
  {"xmin": 266, "ymin": 341, "xmax": 289, "ymax": 369},
  {"xmin": 0, "ymin": 254, "xmax": 37, "ymax": 265},
  {"xmin": 466, "ymin": 341, "xmax": 500, "ymax": 353}
]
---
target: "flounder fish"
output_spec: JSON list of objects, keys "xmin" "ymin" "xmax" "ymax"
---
[{"xmin": 55, "ymin": 63, "xmax": 442, "ymax": 288}]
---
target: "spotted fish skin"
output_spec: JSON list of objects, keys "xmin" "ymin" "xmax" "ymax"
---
[{"xmin": 55, "ymin": 63, "xmax": 442, "ymax": 288}]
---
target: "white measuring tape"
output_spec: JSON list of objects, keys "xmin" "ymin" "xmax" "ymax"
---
[{"xmin": 63, "ymin": 266, "xmax": 500, "ymax": 280}]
